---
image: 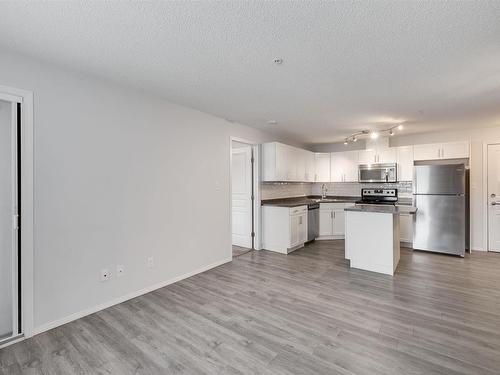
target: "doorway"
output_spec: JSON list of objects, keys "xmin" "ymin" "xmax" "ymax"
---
[
  {"xmin": 0, "ymin": 99, "xmax": 21, "ymax": 345},
  {"xmin": 231, "ymin": 140, "xmax": 255, "ymax": 257},
  {"xmin": 487, "ymin": 143, "xmax": 500, "ymax": 252}
]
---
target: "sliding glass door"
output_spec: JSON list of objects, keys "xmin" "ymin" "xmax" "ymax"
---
[{"xmin": 0, "ymin": 98, "xmax": 20, "ymax": 344}]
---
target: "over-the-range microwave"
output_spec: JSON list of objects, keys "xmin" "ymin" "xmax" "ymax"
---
[{"xmin": 358, "ymin": 163, "xmax": 397, "ymax": 183}]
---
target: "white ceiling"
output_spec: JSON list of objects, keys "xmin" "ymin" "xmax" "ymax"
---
[{"xmin": 1, "ymin": 1, "xmax": 500, "ymax": 145}]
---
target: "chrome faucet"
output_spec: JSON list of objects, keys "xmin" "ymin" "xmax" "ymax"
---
[{"xmin": 321, "ymin": 184, "xmax": 328, "ymax": 199}]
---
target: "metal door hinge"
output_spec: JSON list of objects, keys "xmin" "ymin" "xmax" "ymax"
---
[
  {"xmin": 251, "ymin": 232, "xmax": 255, "ymax": 238},
  {"xmin": 251, "ymin": 157, "xmax": 255, "ymax": 163}
]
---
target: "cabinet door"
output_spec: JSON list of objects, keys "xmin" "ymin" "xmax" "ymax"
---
[
  {"xmin": 290, "ymin": 214, "xmax": 300, "ymax": 247},
  {"xmin": 304, "ymin": 151, "xmax": 315, "ymax": 182},
  {"xmin": 332, "ymin": 209, "xmax": 346, "ymax": 236},
  {"xmin": 330, "ymin": 153, "xmax": 345, "ymax": 182},
  {"xmin": 294, "ymin": 148, "xmax": 306, "ymax": 182},
  {"xmin": 399, "ymin": 214, "xmax": 413, "ymax": 243},
  {"xmin": 274, "ymin": 143, "xmax": 288, "ymax": 181},
  {"xmin": 314, "ymin": 153, "xmax": 331, "ymax": 182},
  {"xmin": 378, "ymin": 148, "xmax": 397, "ymax": 164},
  {"xmin": 344, "ymin": 151, "xmax": 359, "ymax": 182},
  {"xmin": 442, "ymin": 141, "xmax": 469, "ymax": 159},
  {"xmin": 358, "ymin": 149, "xmax": 377, "ymax": 165},
  {"xmin": 298, "ymin": 213, "xmax": 308, "ymax": 243},
  {"xmin": 319, "ymin": 209, "xmax": 334, "ymax": 236},
  {"xmin": 413, "ymin": 143, "xmax": 441, "ymax": 161},
  {"xmin": 396, "ymin": 146, "xmax": 414, "ymax": 182}
]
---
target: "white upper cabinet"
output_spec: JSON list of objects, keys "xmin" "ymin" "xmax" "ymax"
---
[
  {"xmin": 396, "ymin": 145, "xmax": 414, "ymax": 182},
  {"xmin": 304, "ymin": 150, "xmax": 316, "ymax": 182},
  {"xmin": 413, "ymin": 141, "xmax": 470, "ymax": 161},
  {"xmin": 358, "ymin": 149, "xmax": 377, "ymax": 165},
  {"xmin": 314, "ymin": 153, "xmax": 331, "ymax": 182},
  {"xmin": 331, "ymin": 151, "xmax": 359, "ymax": 182},
  {"xmin": 358, "ymin": 147, "xmax": 396, "ymax": 164},
  {"xmin": 442, "ymin": 141, "xmax": 470, "ymax": 159},
  {"xmin": 261, "ymin": 142, "xmax": 315, "ymax": 182},
  {"xmin": 378, "ymin": 148, "xmax": 397, "ymax": 164}
]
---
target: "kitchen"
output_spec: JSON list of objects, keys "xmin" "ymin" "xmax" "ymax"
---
[{"xmin": 260, "ymin": 135, "xmax": 473, "ymax": 276}]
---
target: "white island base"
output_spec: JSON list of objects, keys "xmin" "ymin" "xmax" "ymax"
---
[{"xmin": 345, "ymin": 210, "xmax": 401, "ymax": 276}]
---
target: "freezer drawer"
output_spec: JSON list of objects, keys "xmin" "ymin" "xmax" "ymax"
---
[{"xmin": 413, "ymin": 195, "xmax": 465, "ymax": 256}]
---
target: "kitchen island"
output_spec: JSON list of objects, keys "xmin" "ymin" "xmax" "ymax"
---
[{"xmin": 344, "ymin": 205, "xmax": 417, "ymax": 276}]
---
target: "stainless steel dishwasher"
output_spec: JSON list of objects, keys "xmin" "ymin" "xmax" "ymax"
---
[{"xmin": 307, "ymin": 203, "xmax": 320, "ymax": 242}]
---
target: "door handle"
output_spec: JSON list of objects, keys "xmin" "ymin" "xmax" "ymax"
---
[
  {"xmin": 492, "ymin": 202, "xmax": 500, "ymax": 206},
  {"xmin": 491, "ymin": 193, "xmax": 496, "ymax": 198}
]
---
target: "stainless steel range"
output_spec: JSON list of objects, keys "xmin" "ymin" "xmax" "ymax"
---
[{"xmin": 356, "ymin": 188, "xmax": 398, "ymax": 205}]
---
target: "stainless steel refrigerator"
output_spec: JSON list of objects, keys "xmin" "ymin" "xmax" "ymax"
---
[{"xmin": 413, "ymin": 163, "xmax": 469, "ymax": 256}]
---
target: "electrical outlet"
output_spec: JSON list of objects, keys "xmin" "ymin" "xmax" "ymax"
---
[
  {"xmin": 116, "ymin": 265, "xmax": 124, "ymax": 277},
  {"xmin": 100, "ymin": 269, "xmax": 110, "ymax": 282},
  {"xmin": 147, "ymin": 256, "xmax": 154, "ymax": 269}
]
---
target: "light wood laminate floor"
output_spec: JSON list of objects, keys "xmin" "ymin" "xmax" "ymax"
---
[
  {"xmin": 2, "ymin": 240, "xmax": 500, "ymax": 375},
  {"xmin": 232, "ymin": 245, "xmax": 252, "ymax": 258}
]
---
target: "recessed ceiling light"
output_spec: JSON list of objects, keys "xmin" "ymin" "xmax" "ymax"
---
[
  {"xmin": 273, "ymin": 58, "xmax": 283, "ymax": 65},
  {"xmin": 268, "ymin": 120, "xmax": 278, "ymax": 125}
]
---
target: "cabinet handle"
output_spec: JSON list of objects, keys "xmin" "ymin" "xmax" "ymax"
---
[
  {"xmin": 331, "ymin": 211, "xmax": 333, "ymax": 219},
  {"xmin": 334, "ymin": 212, "xmax": 336, "ymax": 219}
]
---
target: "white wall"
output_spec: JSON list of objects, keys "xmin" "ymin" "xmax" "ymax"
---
[{"xmin": 0, "ymin": 50, "xmax": 285, "ymax": 332}]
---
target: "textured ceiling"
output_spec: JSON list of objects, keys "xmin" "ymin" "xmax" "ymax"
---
[{"xmin": 1, "ymin": 1, "xmax": 500, "ymax": 145}]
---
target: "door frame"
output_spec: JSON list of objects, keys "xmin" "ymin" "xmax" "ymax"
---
[
  {"xmin": 229, "ymin": 136, "xmax": 261, "ymax": 256},
  {"xmin": 0, "ymin": 85, "xmax": 34, "ymax": 345},
  {"xmin": 483, "ymin": 141, "xmax": 500, "ymax": 252}
]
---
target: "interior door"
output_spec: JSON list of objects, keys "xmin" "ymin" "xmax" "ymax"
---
[
  {"xmin": 488, "ymin": 144, "xmax": 500, "ymax": 252},
  {"xmin": 231, "ymin": 146, "xmax": 253, "ymax": 248},
  {"xmin": 0, "ymin": 99, "xmax": 19, "ymax": 342}
]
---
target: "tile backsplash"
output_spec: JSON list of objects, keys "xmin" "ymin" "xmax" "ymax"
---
[
  {"xmin": 260, "ymin": 182, "xmax": 313, "ymax": 200},
  {"xmin": 261, "ymin": 181, "xmax": 413, "ymax": 200}
]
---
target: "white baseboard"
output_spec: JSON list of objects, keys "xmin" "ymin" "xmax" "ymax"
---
[{"xmin": 33, "ymin": 257, "xmax": 232, "ymax": 337}]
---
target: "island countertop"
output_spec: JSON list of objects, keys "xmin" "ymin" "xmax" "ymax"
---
[{"xmin": 345, "ymin": 205, "xmax": 417, "ymax": 215}]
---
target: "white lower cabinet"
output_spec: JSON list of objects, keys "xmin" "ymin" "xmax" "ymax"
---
[
  {"xmin": 318, "ymin": 203, "xmax": 355, "ymax": 239},
  {"xmin": 262, "ymin": 205, "xmax": 308, "ymax": 254},
  {"xmin": 399, "ymin": 213, "xmax": 413, "ymax": 245}
]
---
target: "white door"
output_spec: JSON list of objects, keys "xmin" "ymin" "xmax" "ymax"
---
[
  {"xmin": 0, "ymin": 99, "xmax": 18, "ymax": 341},
  {"xmin": 442, "ymin": 141, "xmax": 470, "ymax": 159},
  {"xmin": 314, "ymin": 153, "xmax": 330, "ymax": 182},
  {"xmin": 488, "ymin": 144, "xmax": 500, "ymax": 252},
  {"xmin": 231, "ymin": 146, "xmax": 253, "ymax": 248},
  {"xmin": 414, "ymin": 143, "xmax": 441, "ymax": 161}
]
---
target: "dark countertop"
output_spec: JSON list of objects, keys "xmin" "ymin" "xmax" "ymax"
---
[
  {"xmin": 345, "ymin": 205, "xmax": 417, "ymax": 215},
  {"xmin": 261, "ymin": 195, "xmax": 360, "ymax": 208}
]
